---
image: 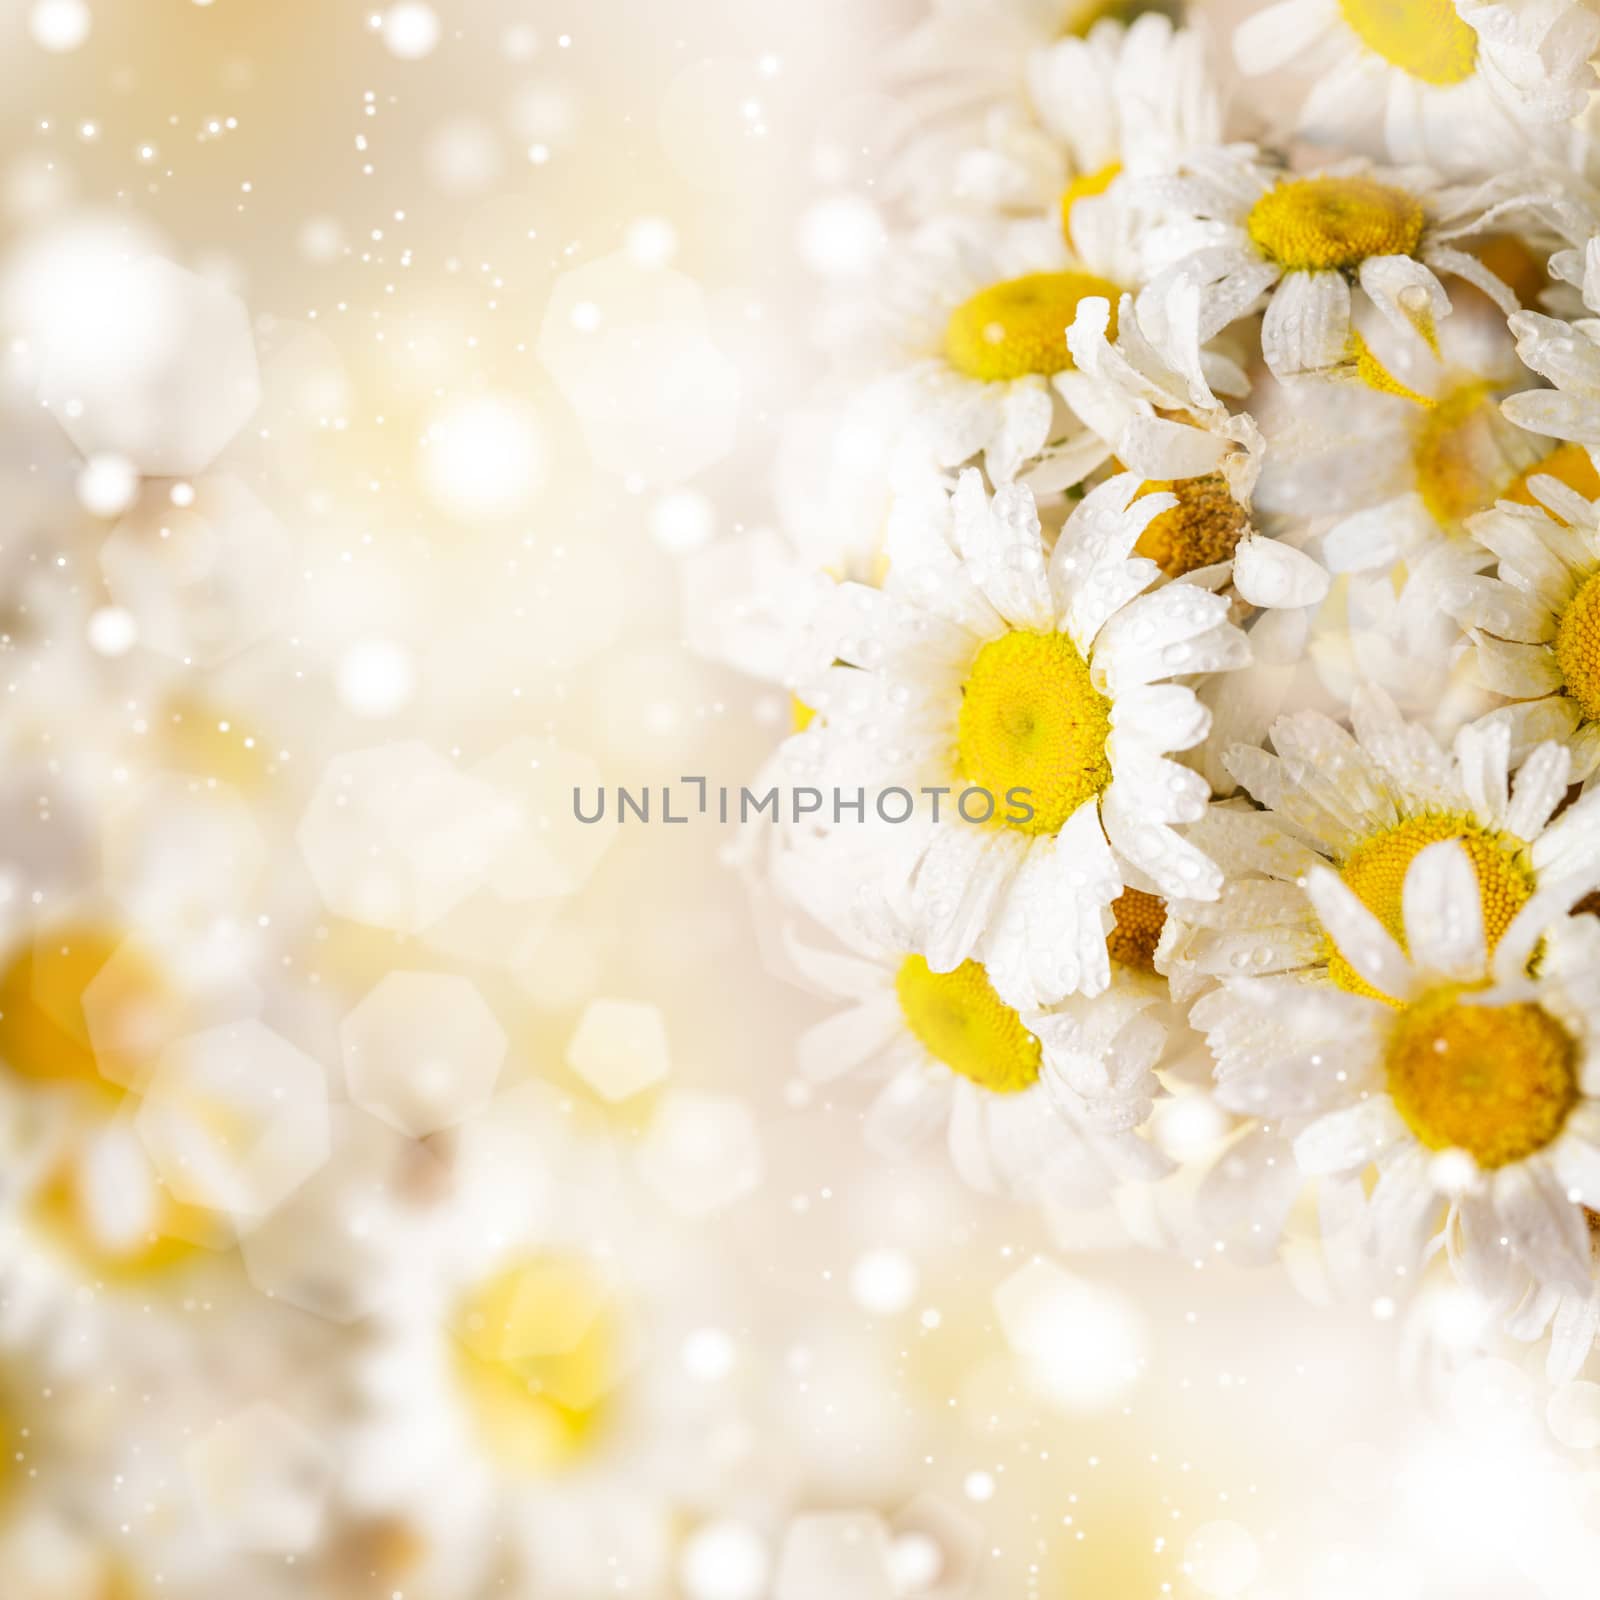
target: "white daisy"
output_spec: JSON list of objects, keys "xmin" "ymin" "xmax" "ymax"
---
[
  {"xmin": 683, "ymin": 375, "xmax": 937, "ymax": 696},
  {"xmin": 860, "ymin": 205, "xmax": 1150, "ymax": 485},
  {"xmin": 779, "ymin": 861, "xmax": 1173, "ymax": 1204},
  {"xmin": 0, "ymin": 922, "xmax": 237, "ymax": 1327},
  {"xmin": 796, "ymin": 467, "xmax": 1247, "ymax": 1012},
  {"xmin": 343, "ymin": 1084, "xmax": 707, "ymax": 1600},
  {"xmin": 1445, "ymin": 495, "xmax": 1600, "ymax": 778},
  {"xmin": 1136, "ymin": 145, "xmax": 1530, "ymax": 381},
  {"xmin": 1290, "ymin": 307, "xmax": 1544, "ymax": 576},
  {"xmin": 1198, "ymin": 838, "xmax": 1600, "ymax": 1300},
  {"xmin": 1242, "ymin": 307, "xmax": 1538, "ymax": 726},
  {"xmin": 1056, "ymin": 289, "xmax": 1330, "ymax": 609},
  {"xmin": 1171, "ymin": 684, "xmax": 1600, "ymax": 1007},
  {"xmin": 944, "ymin": 14, "xmax": 1224, "ymax": 227},
  {"xmin": 1501, "ymin": 233, "xmax": 1600, "ymax": 494},
  {"xmin": 884, "ymin": 1, "xmax": 1188, "ymax": 212},
  {"xmin": 1233, "ymin": 0, "xmax": 1600, "ymax": 180}
]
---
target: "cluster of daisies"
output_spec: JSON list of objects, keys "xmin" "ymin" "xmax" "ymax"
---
[{"xmin": 746, "ymin": 0, "xmax": 1600, "ymax": 1379}]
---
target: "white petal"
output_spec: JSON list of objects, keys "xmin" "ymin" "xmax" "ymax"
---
[
  {"xmin": 1294, "ymin": 1096, "xmax": 1407, "ymax": 1176},
  {"xmin": 1358, "ymin": 253, "xmax": 1450, "ymax": 352},
  {"xmin": 912, "ymin": 824, "xmax": 1027, "ymax": 975},
  {"xmin": 984, "ymin": 379, "xmax": 1055, "ymax": 486},
  {"xmin": 1260, "ymin": 269, "xmax": 1350, "ymax": 377},
  {"xmin": 1452, "ymin": 716, "xmax": 1511, "ymax": 832},
  {"xmin": 1400, "ymin": 839, "xmax": 1488, "ymax": 983},
  {"xmin": 1506, "ymin": 740, "xmax": 1574, "ymax": 841},
  {"xmin": 1367, "ymin": 1146, "xmax": 1444, "ymax": 1277},
  {"xmin": 981, "ymin": 805, "xmax": 1118, "ymax": 1010},
  {"xmin": 1550, "ymin": 1116, "xmax": 1600, "ymax": 1210},
  {"xmin": 1118, "ymin": 415, "xmax": 1229, "ymax": 480},
  {"xmin": 1303, "ymin": 863, "xmax": 1416, "ymax": 1002},
  {"xmin": 1549, "ymin": 1292, "xmax": 1600, "ymax": 1383},
  {"xmin": 1494, "ymin": 1161, "xmax": 1592, "ymax": 1292},
  {"xmin": 797, "ymin": 997, "xmax": 902, "ymax": 1084},
  {"xmin": 864, "ymin": 1065, "xmax": 950, "ymax": 1161},
  {"xmin": 951, "ymin": 469, "xmax": 1054, "ymax": 631},
  {"xmin": 1231, "ymin": 533, "xmax": 1330, "ymax": 609},
  {"xmin": 947, "ymin": 1081, "xmax": 1000, "ymax": 1193},
  {"xmin": 1323, "ymin": 495, "xmax": 1427, "ymax": 572},
  {"xmin": 1233, "ymin": 0, "xmax": 1321, "ymax": 72},
  {"xmin": 1103, "ymin": 785, "xmax": 1223, "ymax": 901}
]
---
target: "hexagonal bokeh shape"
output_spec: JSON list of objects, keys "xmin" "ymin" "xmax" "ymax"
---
[
  {"xmin": 187, "ymin": 1402, "xmax": 331, "ymax": 1554},
  {"xmin": 536, "ymin": 252, "xmax": 738, "ymax": 485},
  {"xmin": 134, "ymin": 1019, "xmax": 331, "ymax": 1223},
  {"xmin": 38, "ymin": 255, "xmax": 260, "ymax": 477},
  {"xmin": 446, "ymin": 1251, "xmax": 644, "ymax": 1483},
  {"xmin": 296, "ymin": 740, "xmax": 520, "ymax": 934},
  {"xmin": 100, "ymin": 476, "xmax": 293, "ymax": 666},
  {"xmin": 450, "ymin": 1255, "xmax": 619, "ymax": 1410},
  {"xmin": 565, "ymin": 997, "xmax": 670, "ymax": 1103},
  {"xmin": 469, "ymin": 737, "xmax": 615, "ymax": 902},
  {"xmin": 79, "ymin": 933, "xmax": 192, "ymax": 1091},
  {"xmin": 339, "ymin": 970, "xmax": 507, "ymax": 1138},
  {"xmin": 635, "ymin": 1091, "xmax": 762, "ymax": 1219},
  {"xmin": 238, "ymin": 1105, "xmax": 449, "ymax": 1323}
]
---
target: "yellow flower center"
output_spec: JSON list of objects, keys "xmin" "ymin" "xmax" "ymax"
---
[
  {"xmin": 1504, "ymin": 443, "xmax": 1600, "ymax": 516},
  {"xmin": 1412, "ymin": 379, "xmax": 1509, "ymax": 532},
  {"xmin": 894, "ymin": 955, "xmax": 1042, "ymax": 1095},
  {"xmin": 1386, "ymin": 986, "xmax": 1577, "ymax": 1167},
  {"xmin": 1555, "ymin": 571, "xmax": 1600, "ymax": 722},
  {"xmin": 1107, "ymin": 887, "xmax": 1167, "ymax": 975},
  {"xmin": 1337, "ymin": 0, "xmax": 1478, "ymax": 87},
  {"xmin": 791, "ymin": 694, "xmax": 817, "ymax": 733},
  {"xmin": 944, "ymin": 271, "xmax": 1122, "ymax": 383},
  {"xmin": 1246, "ymin": 176, "xmax": 1425, "ymax": 274},
  {"xmin": 1134, "ymin": 475, "xmax": 1251, "ymax": 578},
  {"xmin": 957, "ymin": 629, "xmax": 1112, "ymax": 836},
  {"xmin": 1324, "ymin": 814, "xmax": 1534, "ymax": 1001},
  {"xmin": 1060, "ymin": 161, "xmax": 1122, "ymax": 249},
  {"xmin": 451, "ymin": 1255, "xmax": 618, "ymax": 1475}
]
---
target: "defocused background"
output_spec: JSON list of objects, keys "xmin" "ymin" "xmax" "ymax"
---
[{"xmin": 0, "ymin": 1, "xmax": 1597, "ymax": 1597}]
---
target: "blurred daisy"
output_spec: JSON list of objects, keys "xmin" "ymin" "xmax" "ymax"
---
[
  {"xmin": 799, "ymin": 468, "xmax": 1246, "ymax": 1012},
  {"xmin": 1446, "ymin": 496, "xmax": 1600, "ymax": 777},
  {"xmin": 1137, "ymin": 146, "xmax": 1525, "ymax": 380},
  {"xmin": 1235, "ymin": 309, "xmax": 1537, "ymax": 727},
  {"xmin": 946, "ymin": 14, "xmax": 1223, "ymax": 231},
  {"xmin": 1057, "ymin": 290, "xmax": 1329, "ymax": 608},
  {"xmin": 0, "ymin": 924, "xmax": 232, "ymax": 1327},
  {"xmin": 1170, "ymin": 687, "xmax": 1600, "ymax": 1012},
  {"xmin": 1305, "ymin": 310, "xmax": 1545, "ymax": 577},
  {"xmin": 1233, "ymin": 0, "xmax": 1600, "ymax": 180},
  {"xmin": 345, "ymin": 1086, "xmax": 717, "ymax": 1600},
  {"xmin": 780, "ymin": 865, "xmax": 1173, "ymax": 1202},
  {"xmin": 862, "ymin": 206, "xmax": 1148, "ymax": 485},
  {"xmin": 886, "ymin": 2, "xmax": 1187, "ymax": 210},
  {"xmin": 1200, "ymin": 837, "xmax": 1600, "ymax": 1297}
]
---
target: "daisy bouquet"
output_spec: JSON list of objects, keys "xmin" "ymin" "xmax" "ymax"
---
[{"xmin": 728, "ymin": 0, "xmax": 1600, "ymax": 1384}]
